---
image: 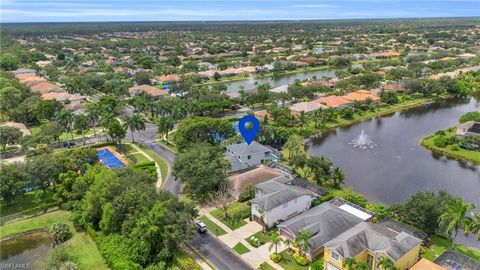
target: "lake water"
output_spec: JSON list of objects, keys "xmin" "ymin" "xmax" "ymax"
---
[
  {"xmin": 0, "ymin": 231, "xmax": 52, "ymax": 269},
  {"xmin": 224, "ymin": 68, "xmax": 338, "ymax": 94},
  {"xmin": 307, "ymin": 98, "xmax": 480, "ymax": 246}
]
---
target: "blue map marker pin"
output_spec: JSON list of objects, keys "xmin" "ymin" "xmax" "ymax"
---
[{"xmin": 238, "ymin": 115, "xmax": 260, "ymax": 145}]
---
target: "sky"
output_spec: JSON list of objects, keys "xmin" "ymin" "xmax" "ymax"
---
[{"xmin": 1, "ymin": 0, "xmax": 479, "ymax": 23}]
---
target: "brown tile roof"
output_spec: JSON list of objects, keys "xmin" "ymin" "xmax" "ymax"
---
[
  {"xmin": 156, "ymin": 74, "xmax": 181, "ymax": 82},
  {"xmin": 382, "ymin": 82, "xmax": 405, "ymax": 92},
  {"xmin": 228, "ymin": 166, "xmax": 285, "ymax": 194},
  {"xmin": 313, "ymin": 95, "xmax": 352, "ymax": 108},
  {"xmin": 29, "ymin": 82, "xmax": 64, "ymax": 94},
  {"xmin": 129, "ymin": 84, "xmax": 169, "ymax": 97},
  {"xmin": 342, "ymin": 90, "xmax": 380, "ymax": 102},
  {"xmin": 410, "ymin": 259, "xmax": 446, "ymax": 270}
]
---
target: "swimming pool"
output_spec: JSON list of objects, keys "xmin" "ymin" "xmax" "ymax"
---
[{"xmin": 97, "ymin": 147, "xmax": 125, "ymax": 169}]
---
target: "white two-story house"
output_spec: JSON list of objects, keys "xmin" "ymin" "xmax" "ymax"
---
[{"xmin": 250, "ymin": 176, "xmax": 318, "ymax": 229}]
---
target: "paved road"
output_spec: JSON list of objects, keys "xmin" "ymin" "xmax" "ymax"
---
[
  {"xmin": 114, "ymin": 120, "xmax": 253, "ymax": 270},
  {"xmin": 135, "ymin": 123, "xmax": 181, "ymax": 196},
  {"xmin": 190, "ymin": 232, "xmax": 253, "ymax": 270}
]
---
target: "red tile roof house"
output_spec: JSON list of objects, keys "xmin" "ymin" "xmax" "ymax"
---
[
  {"xmin": 128, "ymin": 84, "xmax": 169, "ymax": 97},
  {"xmin": 313, "ymin": 95, "xmax": 352, "ymax": 108},
  {"xmin": 342, "ymin": 90, "xmax": 381, "ymax": 102},
  {"xmin": 155, "ymin": 74, "xmax": 181, "ymax": 83},
  {"xmin": 29, "ymin": 82, "xmax": 64, "ymax": 94}
]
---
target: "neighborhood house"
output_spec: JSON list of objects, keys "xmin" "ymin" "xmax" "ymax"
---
[{"xmin": 225, "ymin": 141, "xmax": 279, "ymax": 173}]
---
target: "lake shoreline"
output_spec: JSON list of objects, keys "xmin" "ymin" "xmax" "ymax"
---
[{"xmin": 421, "ymin": 130, "xmax": 480, "ymax": 165}]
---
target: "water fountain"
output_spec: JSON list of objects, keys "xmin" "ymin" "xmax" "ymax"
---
[{"xmin": 349, "ymin": 129, "xmax": 375, "ymax": 149}]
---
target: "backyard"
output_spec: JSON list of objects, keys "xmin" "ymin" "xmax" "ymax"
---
[
  {"xmin": 422, "ymin": 128, "xmax": 480, "ymax": 164},
  {"xmin": 421, "ymin": 236, "xmax": 480, "ymax": 261}
]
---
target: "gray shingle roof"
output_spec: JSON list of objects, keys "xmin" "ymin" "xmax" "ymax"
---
[
  {"xmin": 226, "ymin": 141, "xmax": 271, "ymax": 157},
  {"xmin": 324, "ymin": 222, "xmax": 422, "ymax": 261},
  {"xmin": 278, "ymin": 203, "xmax": 363, "ymax": 251},
  {"xmin": 250, "ymin": 176, "xmax": 315, "ymax": 211}
]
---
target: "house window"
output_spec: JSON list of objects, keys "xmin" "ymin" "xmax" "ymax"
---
[
  {"xmin": 248, "ymin": 155, "xmax": 251, "ymax": 160},
  {"xmin": 331, "ymin": 251, "xmax": 340, "ymax": 261}
]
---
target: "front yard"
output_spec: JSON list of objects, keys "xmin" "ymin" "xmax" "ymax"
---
[
  {"xmin": 210, "ymin": 201, "xmax": 251, "ymax": 230},
  {"xmin": 233, "ymin": 242, "xmax": 250, "ymax": 255},
  {"xmin": 198, "ymin": 215, "xmax": 227, "ymax": 236},
  {"xmin": 246, "ymin": 230, "xmax": 278, "ymax": 247},
  {"xmin": 277, "ymin": 250, "xmax": 324, "ymax": 270}
]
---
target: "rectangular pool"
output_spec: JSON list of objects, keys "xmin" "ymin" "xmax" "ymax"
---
[{"xmin": 97, "ymin": 147, "xmax": 125, "ymax": 169}]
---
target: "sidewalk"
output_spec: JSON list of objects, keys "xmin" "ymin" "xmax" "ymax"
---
[{"xmin": 201, "ymin": 209, "xmax": 286, "ymax": 269}]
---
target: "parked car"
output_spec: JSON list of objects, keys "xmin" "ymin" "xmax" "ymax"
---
[
  {"xmin": 195, "ymin": 220, "xmax": 207, "ymax": 233},
  {"xmin": 231, "ymin": 104, "xmax": 242, "ymax": 110},
  {"xmin": 63, "ymin": 141, "xmax": 76, "ymax": 148}
]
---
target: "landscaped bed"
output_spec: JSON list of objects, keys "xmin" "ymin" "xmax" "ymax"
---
[
  {"xmin": 245, "ymin": 230, "xmax": 278, "ymax": 247},
  {"xmin": 210, "ymin": 202, "xmax": 250, "ymax": 230}
]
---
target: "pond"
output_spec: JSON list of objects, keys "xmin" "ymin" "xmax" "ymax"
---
[
  {"xmin": 307, "ymin": 97, "xmax": 480, "ymax": 246},
  {"xmin": 224, "ymin": 67, "xmax": 338, "ymax": 94},
  {"xmin": 0, "ymin": 231, "xmax": 52, "ymax": 269}
]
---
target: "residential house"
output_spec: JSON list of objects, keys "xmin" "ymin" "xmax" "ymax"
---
[
  {"xmin": 410, "ymin": 259, "xmax": 446, "ymax": 270},
  {"xmin": 313, "ymin": 95, "xmax": 352, "ymax": 108},
  {"xmin": 382, "ymin": 82, "xmax": 406, "ymax": 93},
  {"xmin": 342, "ymin": 90, "xmax": 380, "ymax": 102},
  {"xmin": 128, "ymin": 84, "xmax": 169, "ymax": 98},
  {"xmin": 323, "ymin": 222, "xmax": 422, "ymax": 270},
  {"xmin": 372, "ymin": 51, "xmax": 401, "ymax": 59},
  {"xmin": 225, "ymin": 141, "xmax": 279, "ymax": 173},
  {"xmin": 289, "ymin": 101, "xmax": 328, "ymax": 114},
  {"xmin": 228, "ymin": 165, "xmax": 285, "ymax": 196},
  {"xmin": 1, "ymin": 122, "xmax": 31, "ymax": 137},
  {"xmin": 250, "ymin": 176, "xmax": 319, "ymax": 229},
  {"xmin": 456, "ymin": 121, "xmax": 480, "ymax": 138},
  {"xmin": 278, "ymin": 203, "xmax": 364, "ymax": 258},
  {"xmin": 11, "ymin": 68, "xmax": 36, "ymax": 76}
]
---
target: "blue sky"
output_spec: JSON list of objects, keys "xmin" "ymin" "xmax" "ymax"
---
[{"xmin": 1, "ymin": 0, "xmax": 479, "ymax": 23}]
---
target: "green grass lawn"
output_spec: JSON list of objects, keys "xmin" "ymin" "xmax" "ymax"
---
[
  {"xmin": 0, "ymin": 210, "xmax": 71, "ymax": 238},
  {"xmin": 1, "ymin": 210, "xmax": 109, "ymax": 269},
  {"xmin": 258, "ymin": 262, "xmax": 276, "ymax": 270},
  {"xmin": 138, "ymin": 145, "xmax": 169, "ymax": 181},
  {"xmin": 277, "ymin": 250, "xmax": 310, "ymax": 270},
  {"xmin": 245, "ymin": 230, "xmax": 277, "ymax": 247},
  {"xmin": 422, "ymin": 235, "xmax": 480, "ymax": 261},
  {"xmin": 198, "ymin": 216, "xmax": 227, "ymax": 236},
  {"xmin": 130, "ymin": 152, "xmax": 150, "ymax": 164},
  {"xmin": 172, "ymin": 249, "xmax": 203, "ymax": 270},
  {"xmin": 233, "ymin": 242, "xmax": 250, "ymax": 255},
  {"xmin": 210, "ymin": 202, "xmax": 250, "ymax": 230},
  {"xmin": 157, "ymin": 139, "xmax": 179, "ymax": 153},
  {"xmin": 422, "ymin": 129, "xmax": 480, "ymax": 164},
  {"xmin": 0, "ymin": 190, "xmax": 54, "ymax": 218}
]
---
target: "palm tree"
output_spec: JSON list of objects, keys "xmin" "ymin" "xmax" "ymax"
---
[
  {"xmin": 439, "ymin": 198, "xmax": 476, "ymax": 246},
  {"xmin": 466, "ymin": 212, "xmax": 480, "ymax": 241},
  {"xmin": 157, "ymin": 116, "xmax": 174, "ymax": 140},
  {"xmin": 284, "ymin": 135, "xmax": 305, "ymax": 159},
  {"xmin": 283, "ymin": 238, "xmax": 293, "ymax": 252},
  {"xmin": 99, "ymin": 112, "xmax": 114, "ymax": 141},
  {"xmin": 86, "ymin": 105, "xmax": 99, "ymax": 140},
  {"xmin": 122, "ymin": 113, "xmax": 145, "ymax": 143},
  {"xmin": 56, "ymin": 109, "xmax": 74, "ymax": 145},
  {"xmin": 268, "ymin": 232, "xmax": 282, "ymax": 255},
  {"xmin": 377, "ymin": 256, "xmax": 398, "ymax": 270},
  {"xmin": 294, "ymin": 229, "xmax": 312, "ymax": 257},
  {"xmin": 330, "ymin": 167, "xmax": 346, "ymax": 189},
  {"xmin": 344, "ymin": 257, "xmax": 357, "ymax": 270},
  {"xmin": 74, "ymin": 114, "xmax": 89, "ymax": 145}
]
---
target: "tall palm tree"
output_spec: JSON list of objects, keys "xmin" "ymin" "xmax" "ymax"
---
[
  {"xmin": 377, "ymin": 256, "xmax": 398, "ymax": 270},
  {"xmin": 86, "ymin": 105, "xmax": 99, "ymax": 140},
  {"xmin": 74, "ymin": 114, "xmax": 89, "ymax": 145},
  {"xmin": 268, "ymin": 232, "xmax": 282, "ymax": 255},
  {"xmin": 56, "ymin": 109, "xmax": 74, "ymax": 145},
  {"xmin": 294, "ymin": 229, "xmax": 312, "ymax": 257},
  {"xmin": 284, "ymin": 135, "xmax": 305, "ymax": 159},
  {"xmin": 99, "ymin": 112, "xmax": 114, "ymax": 141},
  {"xmin": 344, "ymin": 257, "xmax": 357, "ymax": 270},
  {"xmin": 439, "ymin": 198, "xmax": 476, "ymax": 246},
  {"xmin": 157, "ymin": 116, "xmax": 174, "ymax": 140},
  {"xmin": 123, "ymin": 113, "xmax": 145, "ymax": 143},
  {"xmin": 466, "ymin": 212, "xmax": 480, "ymax": 241},
  {"xmin": 283, "ymin": 238, "xmax": 293, "ymax": 252},
  {"xmin": 331, "ymin": 167, "xmax": 346, "ymax": 189}
]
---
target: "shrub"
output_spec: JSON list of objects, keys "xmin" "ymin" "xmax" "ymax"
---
[
  {"xmin": 46, "ymin": 245, "xmax": 75, "ymax": 270},
  {"xmin": 311, "ymin": 259, "xmax": 324, "ymax": 270},
  {"xmin": 270, "ymin": 253, "xmax": 282, "ymax": 263},
  {"xmin": 59, "ymin": 261, "xmax": 81, "ymax": 270},
  {"xmin": 294, "ymin": 254, "xmax": 309, "ymax": 266},
  {"xmin": 342, "ymin": 189, "xmax": 368, "ymax": 207},
  {"xmin": 451, "ymin": 144, "xmax": 460, "ymax": 151},
  {"xmin": 434, "ymin": 136, "xmax": 448, "ymax": 147},
  {"xmin": 50, "ymin": 222, "xmax": 72, "ymax": 245}
]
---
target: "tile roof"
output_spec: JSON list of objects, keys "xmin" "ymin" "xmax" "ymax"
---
[
  {"xmin": 313, "ymin": 95, "xmax": 352, "ymax": 108},
  {"xmin": 342, "ymin": 90, "xmax": 380, "ymax": 102},
  {"xmin": 251, "ymin": 176, "xmax": 316, "ymax": 211},
  {"xmin": 228, "ymin": 165, "xmax": 285, "ymax": 194},
  {"xmin": 289, "ymin": 101, "xmax": 328, "ymax": 113},
  {"xmin": 410, "ymin": 259, "xmax": 447, "ymax": 270},
  {"xmin": 324, "ymin": 222, "xmax": 422, "ymax": 261},
  {"xmin": 278, "ymin": 203, "xmax": 363, "ymax": 252},
  {"xmin": 226, "ymin": 141, "xmax": 271, "ymax": 157},
  {"xmin": 128, "ymin": 84, "xmax": 169, "ymax": 97}
]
